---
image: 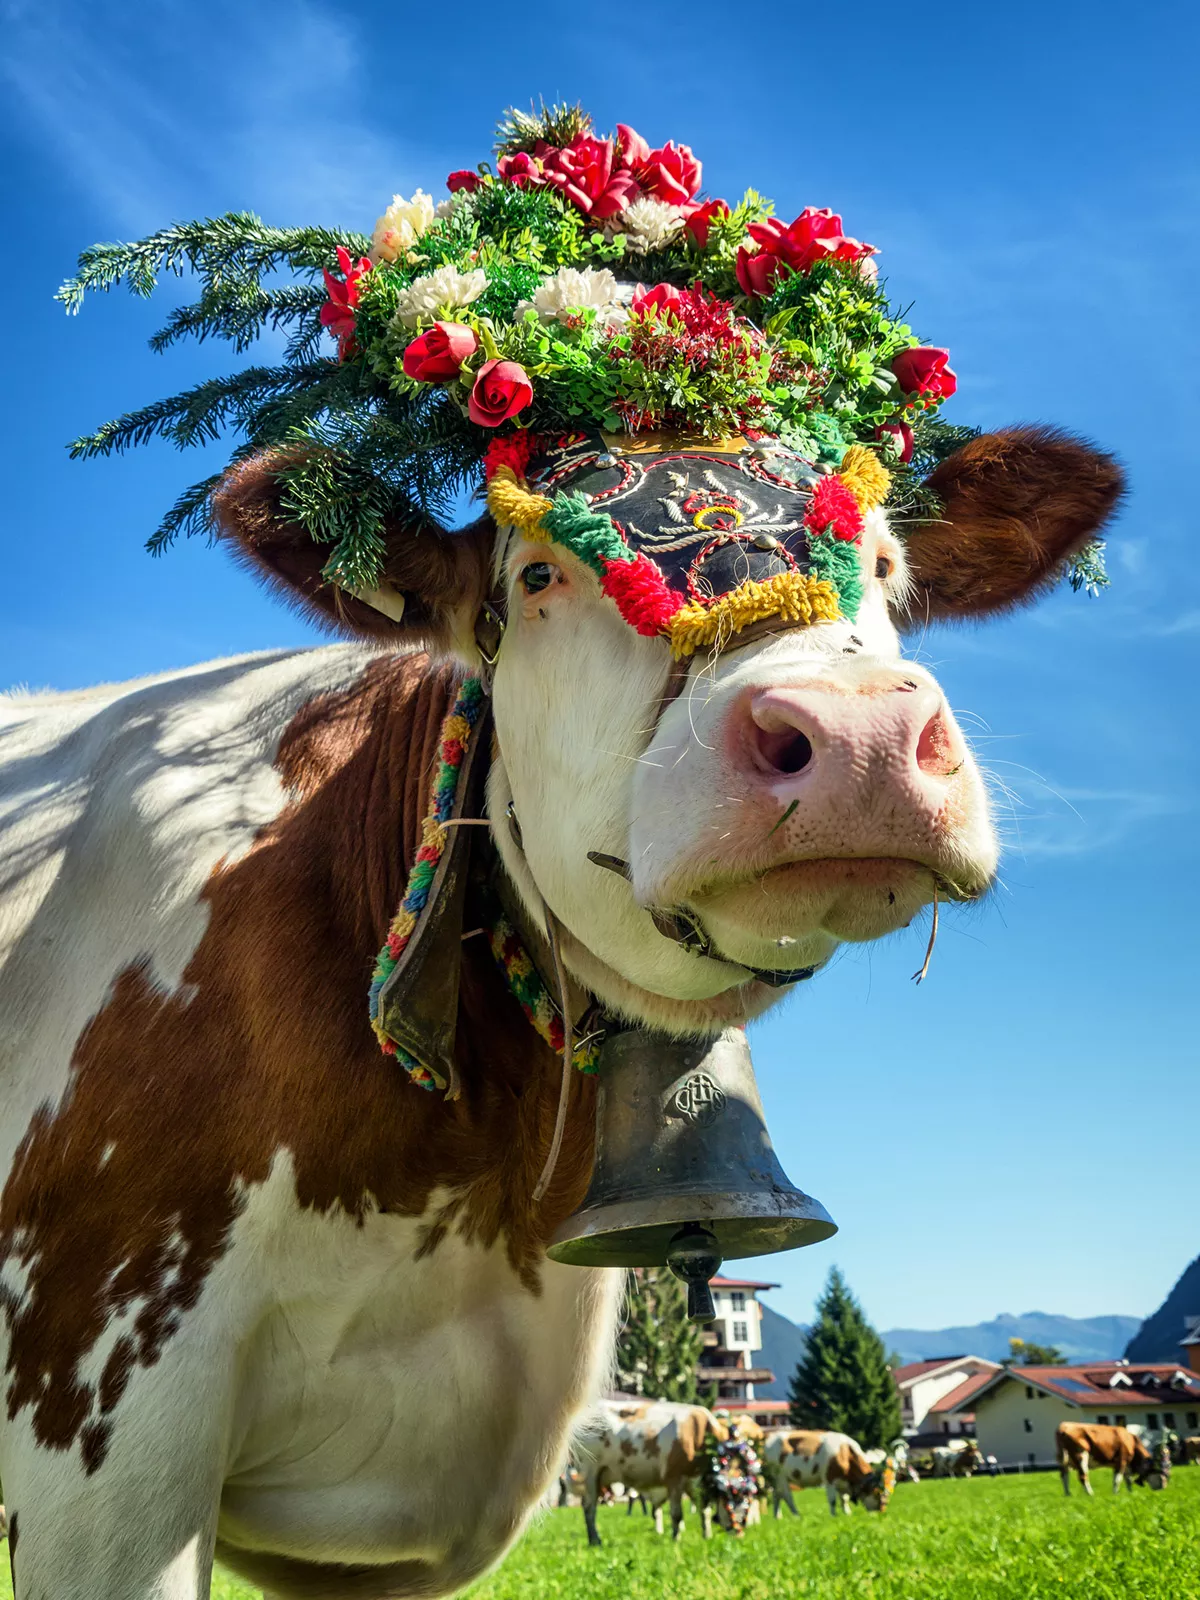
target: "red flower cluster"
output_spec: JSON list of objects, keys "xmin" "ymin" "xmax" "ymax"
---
[
  {"xmin": 736, "ymin": 208, "xmax": 876, "ymax": 299},
  {"xmin": 629, "ymin": 282, "xmax": 757, "ymax": 354},
  {"xmin": 481, "ymin": 123, "xmax": 721, "ymax": 234},
  {"xmin": 804, "ymin": 475, "xmax": 864, "ymax": 543},
  {"xmin": 892, "ymin": 346, "xmax": 957, "ymax": 402},
  {"xmin": 320, "ymin": 245, "xmax": 372, "ymax": 361}
]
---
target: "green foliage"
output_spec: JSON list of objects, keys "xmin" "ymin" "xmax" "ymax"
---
[
  {"xmin": 788, "ymin": 1267, "xmax": 902, "ymax": 1448},
  {"xmin": 1008, "ymin": 1338, "xmax": 1067, "ymax": 1367},
  {"xmin": 494, "ymin": 99, "xmax": 593, "ymax": 157},
  {"xmin": 614, "ymin": 1268, "xmax": 710, "ymax": 1404}
]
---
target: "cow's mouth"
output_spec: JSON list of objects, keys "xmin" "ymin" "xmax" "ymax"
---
[{"xmin": 683, "ymin": 855, "xmax": 977, "ymax": 958}]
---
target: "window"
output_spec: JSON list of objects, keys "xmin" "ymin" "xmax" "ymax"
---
[
  {"xmin": 731, "ymin": 1292, "xmax": 746, "ymax": 1312},
  {"xmin": 1115, "ymin": 1415, "xmax": 1126, "ymax": 1426},
  {"xmin": 1188, "ymin": 1412, "xmax": 1198, "ymax": 1429},
  {"xmin": 1026, "ymin": 1385, "xmax": 1034, "ymax": 1399},
  {"xmin": 1164, "ymin": 1413, "xmax": 1176, "ymax": 1429},
  {"xmin": 942, "ymin": 1421, "xmax": 950, "ymax": 1433},
  {"xmin": 1028, "ymin": 1452, "xmax": 1036, "ymax": 1465},
  {"xmin": 732, "ymin": 1320, "xmax": 748, "ymax": 1343},
  {"xmin": 1024, "ymin": 1419, "xmax": 1033, "ymax": 1433},
  {"xmin": 1097, "ymin": 1415, "xmax": 1109, "ymax": 1425},
  {"xmin": 1146, "ymin": 1414, "xmax": 1158, "ymax": 1429}
]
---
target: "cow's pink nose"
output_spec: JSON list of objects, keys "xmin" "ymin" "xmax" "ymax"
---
[{"xmin": 745, "ymin": 683, "xmax": 965, "ymax": 784}]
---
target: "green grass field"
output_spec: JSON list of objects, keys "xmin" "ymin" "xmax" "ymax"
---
[{"xmin": 4, "ymin": 1469, "xmax": 1197, "ymax": 1598}]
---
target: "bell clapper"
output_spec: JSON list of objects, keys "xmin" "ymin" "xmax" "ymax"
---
[{"xmin": 666, "ymin": 1224, "xmax": 723, "ymax": 1322}]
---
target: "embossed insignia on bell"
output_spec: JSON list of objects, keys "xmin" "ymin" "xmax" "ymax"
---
[{"xmin": 547, "ymin": 1027, "xmax": 835, "ymax": 1315}]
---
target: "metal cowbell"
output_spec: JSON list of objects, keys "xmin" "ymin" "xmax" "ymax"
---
[{"xmin": 546, "ymin": 1027, "xmax": 836, "ymax": 1320}]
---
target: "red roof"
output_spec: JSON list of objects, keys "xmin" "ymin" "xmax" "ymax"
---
[
  {"xmin": 929, "ymin": 1371, "xmax": 1001, "ymax": 1413},
  {"xmin": 941, "ymin": 1362, "xmax": 1200, "ymax": 1413},
  {"xmin": 710, "ymin": 1276, "xmax": 779, "ymax": 1290}
]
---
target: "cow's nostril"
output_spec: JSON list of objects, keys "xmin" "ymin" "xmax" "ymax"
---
[
  {"xmin": 754, "ymin": 725, "xmax": 814, "ymax": 776},
  {"xmin": 916, "ymin": 710, "xmax": 960, "ymax": 776}
]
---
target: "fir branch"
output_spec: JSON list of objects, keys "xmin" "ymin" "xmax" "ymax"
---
[
  {"xmin": 57, "ymin": 215, "xmax": 370, "ymax": 313},
  {"xmin": 148, "ymin": 283, "xmax": 326, "ymax": 355},
  {"xmin": 68, "ymin": 360, "xmax": 339, "ymax": 457},
  {"xmin": 1069, "ymin": 537, "xmax": 1109, "ymax": 596},
  {"xmin": 145, "ymin": 471, "xmax": 227, "ymax": 553},
  {"xmin": 494, "ymin": 99, "xmax": 592, "ymax": 157}
]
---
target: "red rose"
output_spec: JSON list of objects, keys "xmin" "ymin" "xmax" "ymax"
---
[
  {"xmin": 876, "ymin": 419, "xmax": 915, "ymax": 464},
  {"xmin": 736, "ymin": 207, "xmax": 876, "ymax": 298},
  {"xmin": 320, "ymin": 245, "xmax": 372, "ymax": 361},
  {"xmin": 683, "ymin": 198, "xmax": 730, "ymax": 249},
  {"xmin": 616, "ymin": 123, "xmax": 651, "ymax": 168},
  {"xmin": 875, "ymin": 419, "xmax": 915, "ymax": 464},
  {"xmin": 468, "ymin": 359, "xmax": 533, "ymax": 427},
  {"xmin": 632, "ymin": 283, "xmax": 684, "ymax": 318},
  {"xmin": 402, "ymin": 322, "xmax": 478, "ymax": 383},
  {"xmin": 632, "ymin": 139, "xmax": 702, "ymax": 206},
  {"xmin": 541, "ymin": 135, "xmax": 640, "ymax": 219},
  {"xmin": 446, "ymin": 170, "xmax": 483, "ymax": 194},
  {"xmin": 892, "ymin": 347, "xmax": 957, "ymax": 401},
  {"xmin": 497, "ymin": 151, "xmax": 544, "ymax": 188}
]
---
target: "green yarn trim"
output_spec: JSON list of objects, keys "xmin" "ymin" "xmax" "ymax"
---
[
  {"xmin": 541, "ymin": 491, "xmax": 629, "ymax": 574},
  {"xmin": 807, "ymin": 530, "xmax": 863, "ymax": 622}
]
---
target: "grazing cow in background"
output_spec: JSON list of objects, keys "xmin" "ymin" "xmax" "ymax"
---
[
  {"xmin": 931, "ymin": 1441, "xmax": 983, "ymax": 1478},
  {"xmin": 1182, "ymin": 1437, "xmax": 1200, "ymax": 1464},
  {"xmin": 1056, "ymin": 1424, "xmax": 1163, "ymax": 1494},
  {"xmin": 0, "ymin": 419, "xmax": 1123, "ymax": 1600},
  {"xmin": 576, "ymin": 1400, "xmax": 728, "ymax": 1544},
  {"xmin": 762, "ymin": 1430, "xmax": 892, "ymax": 1516}
]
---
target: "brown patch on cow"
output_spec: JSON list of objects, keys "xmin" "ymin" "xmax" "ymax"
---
[
  {"xmin": 619, "ymin": 1438, "xmax": 636, "ymax": 1459},
  {"xmin": 211, "ymin": 450, "xmax": 493, "ymax": 656},
  {"xmin": 664, "ymin": 1407, "xmax": 727, "ymax": 1487},
  {"xmin": 904, "ymin": 425, "xmax": 1126, "ymax": 621},
  {"xmin": 1056, "ymin": 1422, "xmax": 1150, "ymax": 1478},
  {"xmin": 825, "ymin": 1442, "xmax": 855, "ymax": 1485},
  {"xmin": 0, "ymin": 654, "xmax": 596, "ymax": 1470},
  {"xmin": 616, "ymin": 1405, "xmax": 650, "ymax": 1421},
  {"xmin": 643, "ymin": 1429, "xmax": 660, "ymax": 1458}
]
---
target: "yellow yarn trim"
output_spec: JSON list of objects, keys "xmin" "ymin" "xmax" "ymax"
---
[
  {"xmin": 486, "ymin": 465, "xmax": 553, "ymax": 537},
  {"xmin": 420, "ymin": 815, "xmax": 447, "ymax": 852},
  {"xmin": 838, "ymin": 445, "xmax": 891, "ymax": 512},
  {"xmin": 667, "ymin": 572, "xmax": 841, "ymax": 659},
  {"xmin": 389, "ymin": 906, "xmax": 418, "ymax": 942}
]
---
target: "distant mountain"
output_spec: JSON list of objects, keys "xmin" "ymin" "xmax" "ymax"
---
[
  {"xmin": 755, "ymin": 1303, "xmax": 809, "ymax": 1399},
  {"xmin": 881, "ymin": 1311, "xmax": 1140, "ymax": 1366},
  {"xmin": 1124, "ymin": 1255, "xmax": 1200, "ymax": 1363}
]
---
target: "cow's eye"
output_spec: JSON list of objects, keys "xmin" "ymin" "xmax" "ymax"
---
[
  {"xmin": 875, "ymin": 554, "xmax": 893, "ymax": 580},
  {"xmin": 521, "ymin": 562, "xmax": 555, "ymax": 595}
]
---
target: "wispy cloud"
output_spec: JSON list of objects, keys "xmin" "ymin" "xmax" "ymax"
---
[{"xmin": 1, "ymin": 0, "xmax": 419, "ymax": 231}]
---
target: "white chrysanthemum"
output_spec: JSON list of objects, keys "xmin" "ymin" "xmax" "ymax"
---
[
  {"xmin": 514, "ymin": 266, "xmax": 628, "ymax": 328},
  {"xmin": 435, "ymin": 191, "xmax": 473, "ymax": 220},
  {"xmin": 392, "ymin": 265, "xmax": 488, "ymax": 329},
  {"xmin": 370, "ymin": 190, "xmax": 437, "ymax": 263},
  {"xmin": 612, "ymin": 197, "xmax": 687, "ymax": 255}
]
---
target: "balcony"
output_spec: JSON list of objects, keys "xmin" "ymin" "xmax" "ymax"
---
[{"xmin": 697, "ymin": 1366, "xmax": 776, "ymax": 1385}]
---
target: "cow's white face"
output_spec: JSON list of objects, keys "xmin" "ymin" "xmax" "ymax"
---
[{"xmin": 489, "ymin": 505, "xmax": 997, "ymax": 1034}]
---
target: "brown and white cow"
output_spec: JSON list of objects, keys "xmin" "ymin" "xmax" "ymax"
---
[
  {"xmin": 0, "ymin": 429, "xmax": 1121, "ymax": 1598},
  {"xmin": 575, "ymin": 1400, "xmax": 727, "ymax": 1543},
  {"xmin": 1056, "ymin": 1423, "xmax": 1161, "ymax": 1495},
  {"xmin": 762, "ymin": 1429, "xmax": 892, "ymax": 1516},
  {"xmin": 930, "ymin": 1440, "xmax": 983, "ymax": 1477}
]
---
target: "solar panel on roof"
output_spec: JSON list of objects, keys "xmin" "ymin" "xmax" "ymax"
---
[{"xmin": 1048, "ymin": 1378, "xmax": 1097, "ymax": 1396}]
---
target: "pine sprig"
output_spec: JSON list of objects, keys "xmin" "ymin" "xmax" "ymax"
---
[
  {"xmin": 68, "ymin": 360, "xmax": 341, "ymax": 458},
  {"xmin": 148, "ymin": 283, "xmax": 326, "ymax": 355},
  {"xmin": 56, "ymin": 214, "xmax": 370, "ymax": 313}
]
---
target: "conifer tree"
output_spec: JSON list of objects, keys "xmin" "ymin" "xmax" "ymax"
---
[
  {"xmin": 615, "ymin": 1268, "xmax": 709, "ymax": 1403},
  {"xmin": 788, "ymin": 1267, "xmax": 901, "ymax": 1448}
]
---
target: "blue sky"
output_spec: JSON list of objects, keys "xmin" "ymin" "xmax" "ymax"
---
[{"xmin": 3, "ymin": 0, "xmax": 1197, "ymax": 1340}]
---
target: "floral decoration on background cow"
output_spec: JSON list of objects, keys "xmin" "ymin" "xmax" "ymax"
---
[{"xmin": 0, "ymin": 97, "xmax": 1125, "ymax": 1600}]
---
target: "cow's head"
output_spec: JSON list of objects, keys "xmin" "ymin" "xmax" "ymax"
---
[
  {"xmin": 214, "ymin": 424, "xmax": 1122, "ymax": 1037},
  {"xmin": 854, "ymin": 1456, "xmax": 895, "ymax": 1512}
]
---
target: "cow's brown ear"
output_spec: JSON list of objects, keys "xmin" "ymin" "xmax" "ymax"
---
[
  {"xmin": 898, "ymin": 426, "xmax": 1126, "ymax": 622},
  {"xmin": 210, "ymin": 450, "xmax": 493, "ymax": 659}
]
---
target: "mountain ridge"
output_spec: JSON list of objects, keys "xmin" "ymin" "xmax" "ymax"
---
[
  {"xmin": 1124, "ymin": 1255, "xmax": 1200, "ymax": 1363},
  {"xmin": 754, "ymin": 1305, "xmax": 1141, "ymax": 1393}
]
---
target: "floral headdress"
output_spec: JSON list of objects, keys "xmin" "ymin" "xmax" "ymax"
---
[{"xmin": 60, "ymin": 98, "xmax": 1108, "ymax": 604}]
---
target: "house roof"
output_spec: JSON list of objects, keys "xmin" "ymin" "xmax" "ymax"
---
[
  {"xmin": 893, "ymin": 1356, "xmax": 997, "ymax": 1389},
  {"xmin": 929, "ymin": 1370, "xmax": 1001, "ymax": 1414},
  {"xmin": 940, "ymin": 1362, "xmax": 1200, "ymax": 1414},
  {"xmin": 709, "ymin": 1276, "xmax": 779, "ymax": 1290}
]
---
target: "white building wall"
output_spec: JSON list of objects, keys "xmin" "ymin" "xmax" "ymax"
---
[{"xmin": 972, "ymin": 1380, "xmax": 1082, "ymax": 1466}]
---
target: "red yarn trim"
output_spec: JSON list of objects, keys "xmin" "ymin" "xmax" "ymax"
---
[
  {"xmin": 483, "ymin": 432, "xmax": 538, "ymax": 482},
  {"xmin": 600, "ymin": 552, "xmax": 682, "ymax": 636},
  {"xmin": 804, "ymin": 475, "xmax": 863, "ymax": 543}
]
